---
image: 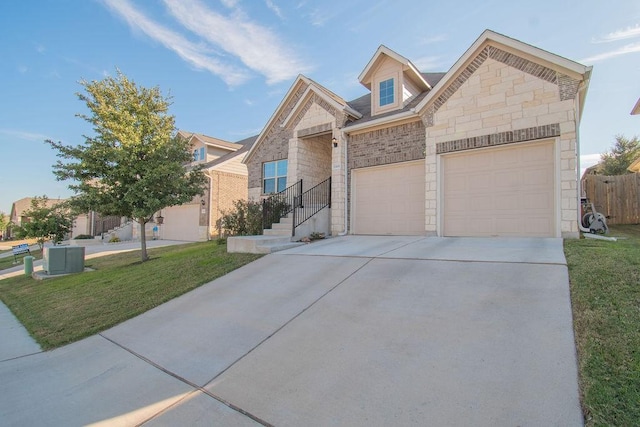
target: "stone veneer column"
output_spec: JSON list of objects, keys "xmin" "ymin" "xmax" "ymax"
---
[
  {"xmin": 424, "ymin": 145, "xmax": 437, "ymax": 234},
  {"xmin": 286, "ymin": 137, "xmax": 300, "ymax": 188},
  {"xmin": 330, "ymin": 132, "xmax": 346, "ymax": 235}
]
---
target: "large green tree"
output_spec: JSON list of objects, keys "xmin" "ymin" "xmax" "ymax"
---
[
  {"xmin": 14, "ymin": 196, "xmax": 73, "ymax": 250},
  {"xmin": 48, "ymin": 70, "xmax": 206, "ymax": 261},
  {"xmin": 600, "ymin": 135, "xmax": 640, "ymax": 175}
]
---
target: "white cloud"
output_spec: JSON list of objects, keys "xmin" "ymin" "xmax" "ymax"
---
[
  {"xmin": 35, "ymin": 44, "xmax": 46, "ymax": 53},
  {"xmin": 220, "ymin": 0, "xmax": 238, "ymax": 8},
  {"xmin": 309, "ymin": 8, "xmax": 329, "ymax": 27},
  {"xmin": 17, "ymin": 65, "xmax": 28, "ymax": 74},
  {"xmin": 593, "ymin": 24, "xmax": 640, "ymax": 43},
  {"xmin": 103, "ymin": 0, "xmax": 250, "ymax": 85},
  {"xmin": 265, "ymin": 0, "xmax": 283, "ymax": 19},
  {"xmin": 244, "ymin": 99, "xmax": 254, "ymax": 106},
  {"xmin": 412, "ymin": 56, "xmax": 445, "ymax": 71},
  {"xmin": 0, "ymin": 129, "xmax": 52, "ymax": 142},
  {"xmin": 163, "ymin": 0, "xmax": 310, "ymax": 84},
  {"xmin": 581, "ymin": 41, "xmax": 640, "ymax": 63},
  {"xmin": 419, "ymin": 34, "xmax": 447, "ymax": 45}
]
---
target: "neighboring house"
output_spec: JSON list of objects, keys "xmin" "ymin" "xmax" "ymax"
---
[
  {"xmin": 6, "ymin": 197, "xmax": 67, "ymax": 239},
  {"xmin": 150, "ymin": 131, "xmax": 255, "ymax": 241},
  {"xmin": 244, "ymin": 29, "xmax": 592, "ymax": 238}
]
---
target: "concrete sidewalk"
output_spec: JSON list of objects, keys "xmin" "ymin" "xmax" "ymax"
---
[
  {"xmin": 0, "ymin": 236, "xmax": 583, "ymax": 426},
  {"xmin": 0, "ymin": 240, "xmax": 194, "ymax": 363}
]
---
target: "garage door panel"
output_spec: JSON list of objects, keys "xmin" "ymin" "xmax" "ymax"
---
[
  {"xmin": 443, "ymin": 141, "xmax": 555, "ymax": 237},
  {"xmin": 353, "ymin": 161, "xmax": 425, "ymax": 235},
  {"xmin": 162, "ymin": 204, "xmax": 201, "ymax": 241}
]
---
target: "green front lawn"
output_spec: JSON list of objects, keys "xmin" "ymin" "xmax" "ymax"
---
[
  {"xmin": 565, "ymin": 225, "xmax": 640, "ymax": 426},
  {"xmin": 0, "ymin": 242, "xmax": 261, "ymax": 349},
  {"xmin": 0, "ymin": 248, "xmax": 42, "ymax": 271}
]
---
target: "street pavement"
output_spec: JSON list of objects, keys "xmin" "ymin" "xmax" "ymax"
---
[{"xmin": 0, "ymin": 236, "xmax": 583, "ymax": 426}]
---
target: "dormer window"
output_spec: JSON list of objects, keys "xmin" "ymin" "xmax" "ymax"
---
[
  {"xmin": 379, "ymin": 78, "xmax": 394, "ymax": 106},
  {"xmin": 193, "ymin": 147, "xmax": 206, "ymax": 162}
]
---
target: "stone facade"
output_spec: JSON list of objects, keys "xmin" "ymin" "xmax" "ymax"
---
[{"xmin": 422, "ymin": 55, "xmax": 581, "ymax": 237}]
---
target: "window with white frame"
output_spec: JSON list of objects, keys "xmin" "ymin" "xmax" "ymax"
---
[
  {"xmin": 379, "ymin": 78, "xmax": 394, "ymax": 107},
  {"xmin": 199, "ymin": 147, "xmax": 205, "ymax": 161},
  {"xmin": 263, "ymin": 159, "xmax": 288, "ymax": 194}
]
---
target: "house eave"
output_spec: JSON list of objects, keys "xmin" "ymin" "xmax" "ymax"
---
[
  {"xmin": 631, "ymin": 97, "xmax": 640, "ymax": 115},
  {"xmin": 414, "ymin": 29, "xmax": 593, "ymax": 115},
  {"xmin": 243, "ymin": 75, "xmax": 312, "ymax": 164},
  {"xmin": 281, "ymin": 85, "xmax": 363, "ymax": 129},
  {"xmin": 342, "ymin": 110, "xmax": 418, "ymax": 134}
]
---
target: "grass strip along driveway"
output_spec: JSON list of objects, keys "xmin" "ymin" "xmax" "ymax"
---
[
  {"xmin": 565, "ymin": 225, "xmax": 640, "ymax": 426},
  {"xmin": 0, "ymin": 242, "xmax": 261, "ymax": 350}
]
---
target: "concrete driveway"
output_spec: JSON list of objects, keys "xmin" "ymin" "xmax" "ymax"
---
[{"xmin": 0, "ymin": 236, "xmax": 582, "ymax": 426}]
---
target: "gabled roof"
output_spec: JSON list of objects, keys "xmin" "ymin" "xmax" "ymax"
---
[
  {"xmin": 632, "ymin": 97, "xmax": 640, "ymax": 115},
  {"xmin": 628, "ymin": 157, "xmax": 640, "ymax": 173},
  {"xmin": 414, "ymin": 29, "xmax": 593, "ymax": 119},
  {"xmin": 10, "ymin": 197, "xmax": 66, "ymax": 221},
  {"xmin": 203, "ymin": 137, "xmax": 255, "ymax": 170},
  {"xmin": 281, "ymin": 78, "xmax": 362, "ymax": 128},
  {"xmin": 243, "ymin": 75, "xmax": 361, "ymax": 164},
  {"xmin": 358, "ymin": 45, "xmax": 431, "ymax": 91},
  {"xmin": 177, "ymin": 130, "xmax": 242, "ymax": 151}
]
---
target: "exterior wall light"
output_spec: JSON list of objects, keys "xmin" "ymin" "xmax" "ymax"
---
[{"xmin": 332, "ymin": 137, "xmax": 338, "ymax": 148}]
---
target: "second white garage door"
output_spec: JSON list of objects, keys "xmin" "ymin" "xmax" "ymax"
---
[
  {"xmin": 352, "ymin": 160, "xmax": 425, "ymax": 235},
  {"xmin": 442, "ymin": 140, "xmax": 556, "ymax": 237},
  {"xmin": 161, "ymin": 204, "xmax": 202, "ymax": 241}
]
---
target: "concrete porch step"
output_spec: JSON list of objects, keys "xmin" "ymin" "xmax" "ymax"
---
[
  {"xmin": 263, "ymin": 228, "xmax": 292, "ymax": 237},
  {"xmin": 227, "ymin": 235, "xmax": 304, "ymax": 254}
]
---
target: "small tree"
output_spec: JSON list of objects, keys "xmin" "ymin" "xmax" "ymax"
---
[
  {"xmin": 600, "ymin": 135, "xmax": 640, "ymax": 175},
  {"xmin": 0, "ymin": 211, "xmax": 8, "ymax": 239},
  {"xmin": 47, "ymin": 70, "xmax": 206, "ymax": 261},
  {"xmin": 14, "ymin": 197, "xmax": 73, "ymax": 250}
]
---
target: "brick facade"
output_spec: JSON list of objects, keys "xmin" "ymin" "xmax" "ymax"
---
[
  {"xmin": 346, "ymin": 120, "xmax": 426, "ymax": 230},
  {"xmin": 246, "ymin": 82, "xmax": 309, "ymax": 194},
  {"xmin": 210, "ymin": 171, "xmax": 248, "ymax": 237}
]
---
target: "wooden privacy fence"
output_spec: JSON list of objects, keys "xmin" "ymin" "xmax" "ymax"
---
[{"xmin": 583, "ymin": 173, "xmax": 640, "ymax": 224}]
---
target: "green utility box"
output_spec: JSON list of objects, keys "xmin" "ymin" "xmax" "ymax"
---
[
  {"xmin": 43, "ymin": 246, "xmax": 85, "ymax": 275},
  {"xmin": 24, "ymin": 256, "xmax": 34, "ymax": 276}
]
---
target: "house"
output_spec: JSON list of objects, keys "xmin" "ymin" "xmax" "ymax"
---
[
  {"xmin": 6, "ymin": 197, "xmax": 67, "ymax": 239},
  {"xmin": 242, "ymin": 29, "xmax": 591, "ymax": 241},
  {"xmin": 148, "ymin": 131, "xmax": 255, "ymax": 241}
]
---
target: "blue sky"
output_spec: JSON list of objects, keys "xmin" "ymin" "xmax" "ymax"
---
[{"xmin": 1, "ymin": 0, "xmax": 639, "ymax": 215}]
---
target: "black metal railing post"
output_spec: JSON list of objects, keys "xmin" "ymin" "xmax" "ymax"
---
[{"xmin": 262, "ymin": 179, "xmax": 303, "ymax": 230}]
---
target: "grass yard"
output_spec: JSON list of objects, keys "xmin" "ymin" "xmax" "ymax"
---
[
  {"xmin": 0, "ymin": 248, "xmax": 42, "ymax": 271},
  {"xmin": 0, "ymin": 242, "xmax": 261, "ymax": 349},
  {"xmin": 565, "ymin": 225, "xmax": 640, "ymax": 426}
]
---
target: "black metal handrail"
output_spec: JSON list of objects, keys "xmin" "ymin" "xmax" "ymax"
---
[
  {"xmin": 262, "ymin": 179, "xmax": 302, "ymax": 230},
  {"xmin": 293, "ymin": 177, "xmax": 331, "ymax": 235}
]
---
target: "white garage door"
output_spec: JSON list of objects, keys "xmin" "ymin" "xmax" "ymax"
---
[
  {"xmin": 352, "ymin": 160, "xmax": 425, "ymax": 235},
  {"xmin": 442, "ymin": 140, "xmax": 556, "ymax": 237},
  {"xmin": 161, "ymin": 204, "xmax": 201, "ymax": 241}
]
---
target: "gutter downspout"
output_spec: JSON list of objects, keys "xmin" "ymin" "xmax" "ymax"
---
[{"xmin": 575, "ymin": 82, "xmax": 591, "ymax": 234}]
